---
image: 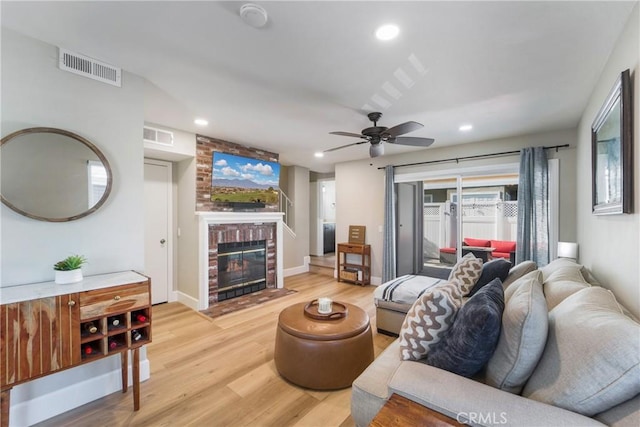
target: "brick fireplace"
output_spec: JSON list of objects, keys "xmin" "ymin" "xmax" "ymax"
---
[
  {"xmin": 198, "ymin": 212, "xmax": 284, "ymax": 309},
  {"xmin": 208, "ymin": 223, "xmax": 275, "ymax": 304}
]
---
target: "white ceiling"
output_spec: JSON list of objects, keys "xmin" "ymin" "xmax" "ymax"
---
[{"xmin": 1, "ymin": 1, "xmax": 636, "ymax": 172}]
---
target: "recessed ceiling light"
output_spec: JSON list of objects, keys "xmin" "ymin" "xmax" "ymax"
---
[
  {"xmin": 314, "ymin": 152, "xmax": 324, "ymax": 158},
  {"xmin": 459, "ymin": 124, "xmax": 473, "ymax": 132},
  {"xmin": 240, "ymin": 3, "xmax": 268, "ymax": 28},
  {"xmin": 375, "ymin": 24, "xmax": 399, "ymax": 41},
  {"xmin": 194, "ymin": 118, "xmax": 209, "ymax": 126}
]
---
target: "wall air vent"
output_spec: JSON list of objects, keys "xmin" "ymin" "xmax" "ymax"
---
[
  {"xmin": 143, "ymin": 126, "xmax": 174, "ymax": 146},
  {"xmin": 59, "ymin": 48, "xmax": 122, "ymax": 87}
]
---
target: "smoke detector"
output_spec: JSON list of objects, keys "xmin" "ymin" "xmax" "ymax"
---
[{"xmin": 240, "ymin": 3, "xmax": 268, "ymax": 28}]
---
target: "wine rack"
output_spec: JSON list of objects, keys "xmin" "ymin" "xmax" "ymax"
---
[{"xmin": 80, "ymin": 307, "xmax": 152, "ymax": 360}]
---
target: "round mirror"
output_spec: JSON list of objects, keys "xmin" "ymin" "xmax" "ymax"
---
[{"xmin": 1, "ymin": 127, "xmax": 112, "ymax": 222}]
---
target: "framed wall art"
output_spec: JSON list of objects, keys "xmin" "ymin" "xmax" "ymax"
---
[{"xmin": 591, "ymin": 69, "xmax": 632, "ymax": 215}]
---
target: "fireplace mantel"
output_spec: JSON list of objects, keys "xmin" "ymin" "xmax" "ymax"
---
[{"xmin": 197, "ymin": 212, "xmax": 284, "ymax": 310}]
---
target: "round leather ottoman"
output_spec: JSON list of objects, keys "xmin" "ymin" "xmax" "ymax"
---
[{"xmin": 274, "ymin": 301, "xmax": 374, "ymax": 390}]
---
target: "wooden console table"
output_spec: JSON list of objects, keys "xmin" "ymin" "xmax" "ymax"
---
[
  {"xmin": 337, "ymin": 243, "xmax": 371, "ymax": 286},
  {"xmin": 0, "ymin": 271, "xmax": 151, "ymax": 427},
  {"xmin": 370, "ymin": 393, "xmax": 463, "ymax": 427}
]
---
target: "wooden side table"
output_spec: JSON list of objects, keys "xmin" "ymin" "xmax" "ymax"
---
[
  {"xmin": 336, "ymin": 242, "xmax": 371, "ymax": 286},
  {"xmin": 370, "ymin": 393, "xmax": 463, "ymax": 427}
]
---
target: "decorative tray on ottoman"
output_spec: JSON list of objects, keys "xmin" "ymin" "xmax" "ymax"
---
[{"xmin": 304, "ymin": 300, "xmax": 349, "ymax": 320}]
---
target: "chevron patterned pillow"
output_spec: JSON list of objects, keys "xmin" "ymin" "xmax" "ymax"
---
[
  {"xmin": 448, "ymin": 253, "xmax": 483, "ymax": 296},
  {"xmin": 399, "ymin": 282, "xmax": 463, "ymax": 361}
]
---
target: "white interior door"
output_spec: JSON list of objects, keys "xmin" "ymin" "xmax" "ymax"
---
[{"xmin": 144, "ymin": 160, "xmax": 172, "ymax": 304}]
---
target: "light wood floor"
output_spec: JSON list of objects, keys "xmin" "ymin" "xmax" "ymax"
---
[{"xmin": 37, "ymin": 273, "xmax": 395, "ymax": 427}]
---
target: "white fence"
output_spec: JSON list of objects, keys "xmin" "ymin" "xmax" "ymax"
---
[{"xmin": 423, "ymin": 202, "xmax": 518, "ymax": 259}]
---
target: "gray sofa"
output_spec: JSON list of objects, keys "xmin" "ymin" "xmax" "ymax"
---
[{"xmin": 353, "ymin": 259, "xmax": 640, "ymax": 426}]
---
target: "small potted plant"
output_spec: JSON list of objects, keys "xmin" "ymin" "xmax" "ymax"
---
[{"xmin": 54, "ymin": 255, "xmax": 87, "ymax": 284}]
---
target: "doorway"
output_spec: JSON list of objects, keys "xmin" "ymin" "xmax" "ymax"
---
[{"xmin": 144, "ymin": 159, "xmax": 173, "ymax": 304}]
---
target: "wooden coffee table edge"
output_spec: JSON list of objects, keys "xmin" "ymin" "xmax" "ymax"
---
[{"xmin": 369, "ymin": 393, "xmax": 464, "ymax": 427}]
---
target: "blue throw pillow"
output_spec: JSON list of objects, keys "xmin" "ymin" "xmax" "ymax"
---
[
  {"xmin": 424, "ymin": 278, "xmax": 505, "ymax": 377},
  {"xmin": 468, "ymin": 258, "xmax": 511, "ymax": 297}
]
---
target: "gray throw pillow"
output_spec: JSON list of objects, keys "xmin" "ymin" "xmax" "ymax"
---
[
  {"xmin": 522, "ymin": 287, "xmax": 640, "ymax": 416},
  {"xmin": 425, "ymin": 278, "xmax": 505, "ymax": 378},
  {"xmin": 468, "ymin": 258, "xmax": 512, "ymax": 297},
  {"xmin": 486, "ymin": 270, "xmax": 547, "ymax": 394},
  {"xmin": 502, "ymin": 260, "xmax": 537, "ymax": 289}
]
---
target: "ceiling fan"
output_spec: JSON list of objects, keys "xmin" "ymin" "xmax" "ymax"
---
[{"xmin": 326, "ymin": 112, "xmax": 435, "ymax": 158}]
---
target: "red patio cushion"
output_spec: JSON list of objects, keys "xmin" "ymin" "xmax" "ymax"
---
[
  {"xmin": 463, "ymin": 237, "xmax": 491, "ymax": 247},
  {"xmin": 440, "ymin": 247, "xmax": 456, "ymax": 254},
  {"xmin": 491, "ymin": 240, "xmax": 516, "ymax": 253}
]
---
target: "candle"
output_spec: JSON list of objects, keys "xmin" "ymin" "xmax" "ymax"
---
[{"xmin": 318, "ymin": 297, "xmax": 333, "ymax": 314}]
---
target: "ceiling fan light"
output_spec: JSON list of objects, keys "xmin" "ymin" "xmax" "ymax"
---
[
  {"xmin": 370, "ymin": 143, "xmax": 384, "ymax": 157},
  {"xmin": 314, "ymin": 152, "xmax": 324, "ymax": 158}
]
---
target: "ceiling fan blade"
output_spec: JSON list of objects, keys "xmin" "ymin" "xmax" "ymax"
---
[
  {"xmin": 388, "ymin": 136, "xmax": 435, "ymax": 147},
  {"xmin": 324, "ymin": 140, "xmax": 368, "ymax": 153},
  {"xmin": 329, "ymin": 131, "xmax": 366, "ymax": 138},
  {"xmin": 384, "ymin": 121, "xmax": 423, "ymax": 137}
]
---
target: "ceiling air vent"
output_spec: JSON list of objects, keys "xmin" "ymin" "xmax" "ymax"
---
[
  {"xmin": 143, "ymin": 126, "xmax": 174, "ymax": 146},
  {"xmin": 58, "ymin": 48, "xmax": 122, "ymax": 87}
]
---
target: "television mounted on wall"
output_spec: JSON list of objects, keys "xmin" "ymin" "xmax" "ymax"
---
[{"xmin": 211, "ymin": 152, "xmax": 280, "ymax": 210}]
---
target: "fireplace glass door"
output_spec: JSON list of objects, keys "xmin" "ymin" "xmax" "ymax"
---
[{"xmin": 217, "ymin": 240, "xmax": 267, "ymax": 301}]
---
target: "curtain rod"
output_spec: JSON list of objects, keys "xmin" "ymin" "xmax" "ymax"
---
[{"xmin": 377, "ymin": 144, "xmax": 571, "ymax": 170}]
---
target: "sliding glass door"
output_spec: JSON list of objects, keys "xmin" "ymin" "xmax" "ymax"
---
[{"xmin": 422, "ymin": 173, "xmax": 519, "ymax": 269}]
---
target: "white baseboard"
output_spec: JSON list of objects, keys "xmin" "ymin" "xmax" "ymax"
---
[
  {"xmin": 371, "ymin": 276, "xmax": 382, "ymax": 286},
  {"xmin": 176, "ymin": 290, "xmax": 200, "ymax": 311},
  {"xmin": 9, "ymin": 357, "xmax": 150, "ymax": 426},
  {"xmin": 284, "ymin": 256, "xmax": 310, "ymax": 277}
]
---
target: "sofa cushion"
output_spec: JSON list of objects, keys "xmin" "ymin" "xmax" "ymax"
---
[
  {"xmin": 425, "ymin": 278, "xmax": 505, "ymax": 377},
  {"xmin": 468, "ymin": 258, "xmax": 512, "ymax": 297},
  {"xmin": 540, "ymin": 257, "xmax": 581, "ymax": 281},
  {"xmin": 447, "ymin": 253, "xmax": 483, "ymax": 295},
  {"xmin": 502, "ymin": 260, "xmax": 537, "ymax": 289},
  {"xmin": 398, "ymin": 281, "xmax": 462, "ymax": 361},
  {"xmin": 491, "ymin": 240, "xmax": 516, "ymax": 253},
  {"xmin": 486, "ymin": 270, "xmax": 547, "ymax": 394},
  {"xmin": 543, "ymin": 265, "xmax": 590, "ymax": 309},
  {"xmin": 463, "ymin": 237, "xmax": 491, "ymax": 247},
  {"xmin": 522, "ymin": 287, "xmax": 640, "ymax": 416}
]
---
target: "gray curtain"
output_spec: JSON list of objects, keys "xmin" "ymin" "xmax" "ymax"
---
[
  {"xmin": 382, "ymin": 165, "xmax": 396, "ymax": 282},
  {"xmin": 516, "ymin": 147, "xmax": 549, "ymax": 266}
]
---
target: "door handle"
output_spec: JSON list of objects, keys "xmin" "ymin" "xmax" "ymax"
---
[{"xmin": 160, "ymin": 239, "xmax": 166, "ymax": 244}]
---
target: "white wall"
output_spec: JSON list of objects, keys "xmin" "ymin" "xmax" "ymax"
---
[
  {"xmin": 335, "ymin": 128, "xmax": 577, "ymax": 285},
  {"xmin": 176, "ymin": 156, "xmax": 199, "ymax": 303},
  {"xmin": 576, "ymin": 4, "xmax": 639, "ymax": 318},
  {"xmin": 0, "ymin": 28, "xmax": 148, "ymax": 425},
  {"xmin": 1, "ymin": 29, "xmax": 145, "ymax": 285},
  {"xmin": 283, "ymin": 165, "xmax": 310, "ymax": 271}
]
